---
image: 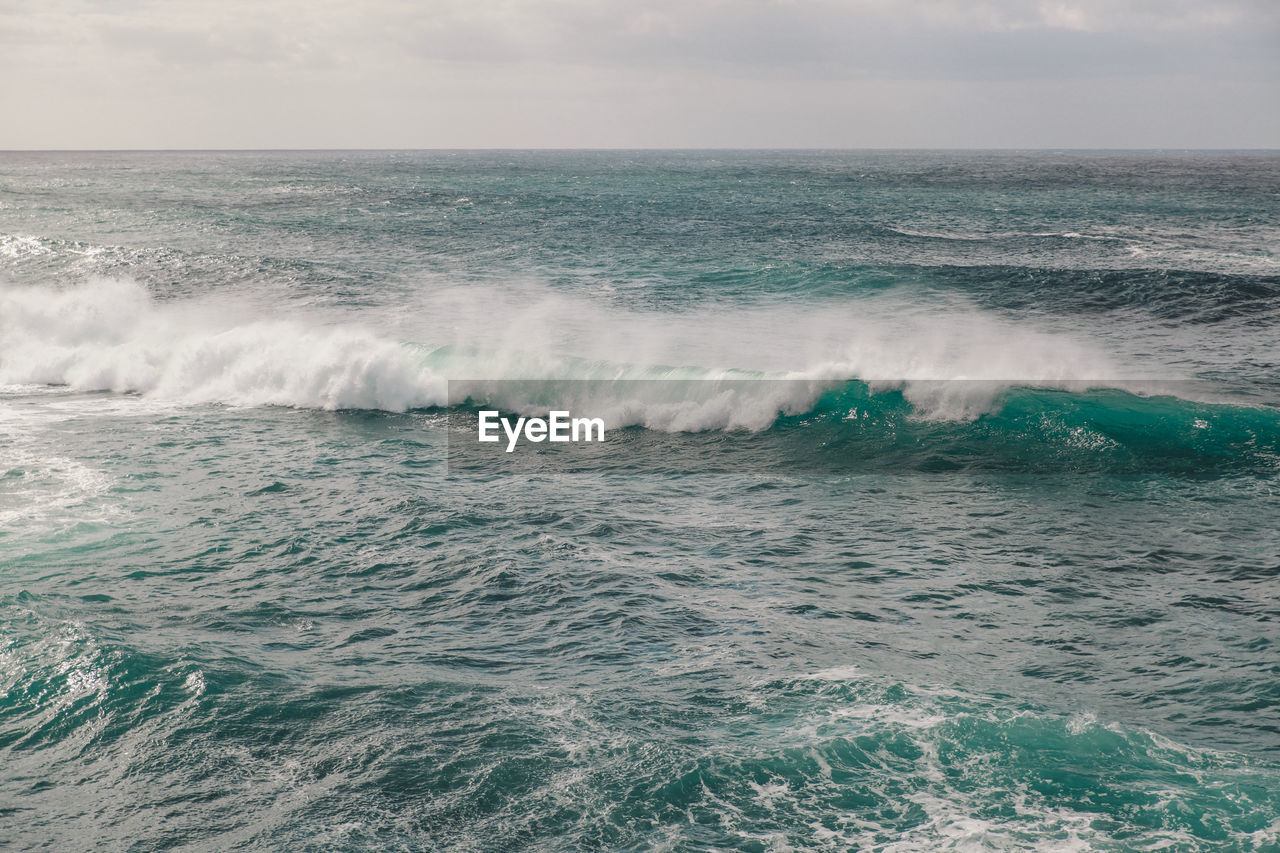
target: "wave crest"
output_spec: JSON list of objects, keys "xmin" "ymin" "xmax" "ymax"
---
[
  {"xmin": 0, "ymin": 279, "xmax": 446, "ymax": 411},
  {"xmin": 0, "ymin": 278, "xmax": 1203, "ymax": 427}
]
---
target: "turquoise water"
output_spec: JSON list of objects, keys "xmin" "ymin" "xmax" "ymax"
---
[{"xmin": 2, "ymin": 151, "xmax": 1279, "ymax": 851}]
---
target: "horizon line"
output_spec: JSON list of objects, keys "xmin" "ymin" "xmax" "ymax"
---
[{"xmin": 2, "ymin": 146, "xmax": 1278, "ymax": 154}]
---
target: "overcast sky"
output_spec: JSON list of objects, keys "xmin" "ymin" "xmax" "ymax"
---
[{"xmin": 2, "ymin": 0, "xmax": 1277, "ymax": 148}]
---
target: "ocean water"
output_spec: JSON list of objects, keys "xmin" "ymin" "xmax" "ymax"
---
[{"xmin": 1, "ymin": 150, "xmax": 1278, "ymax": 851}]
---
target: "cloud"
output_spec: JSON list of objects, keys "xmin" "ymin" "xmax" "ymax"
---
[
  {"xmin": 10, "ymin": 0, "xmax": 1278, "ymax": 74},
  {"xmin": 0, "ymin": 0, "xmax": 1276, "ymax": 147},
  {"xmin": 358, "ymin": 0, "xmax": 1280, "ymax": 79}
]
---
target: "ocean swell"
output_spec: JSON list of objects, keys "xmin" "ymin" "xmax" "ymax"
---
[{"xmin": 6, "ymin": 277, "xmax": 1273, "ymax": 461}]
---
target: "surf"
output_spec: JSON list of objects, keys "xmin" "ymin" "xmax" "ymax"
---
[{"xmin": 3, "ymin": 278, "xmax": 1275, "ymax": 452}]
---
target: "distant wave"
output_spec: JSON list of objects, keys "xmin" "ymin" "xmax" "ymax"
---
[{"xmin": 6, "ymin": 278, "xmax": 1273, "ymax": 454}]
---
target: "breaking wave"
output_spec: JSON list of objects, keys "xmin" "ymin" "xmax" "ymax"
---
[{"xmin": 3, "ymin": 279, "xmax": 1275, "ymax": 460}]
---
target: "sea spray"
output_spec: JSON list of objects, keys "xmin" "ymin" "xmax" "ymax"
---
[{"xmin": 3, "ymin": 278, "xmax": 1153, "ymax": 419}]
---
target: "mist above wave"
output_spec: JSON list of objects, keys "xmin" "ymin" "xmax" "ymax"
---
[
  {"xmin": 0, "ymin": 278, "xmax": 444, "ymax": 411},
  {"xmin": 1, "ymin": 278, "xmax": 1148, "ymax": 422}
]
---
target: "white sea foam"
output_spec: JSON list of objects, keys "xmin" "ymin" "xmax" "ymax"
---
[
  {"xmin": 0, "ymin": 278, "xmax": 1166, "ymax": 424},
  {"xmin": 0, "ymin": 233, "xmax": 54, "ymax": 259},
  {"xmin": 745, "ymin": 678, "xmax": 1271, "ymax": 853},
  {"xmin": 0, "ymin": 420, "xmax": 117, "ymax": 531},
  {"xmin": 0, "ymin": 451, "xmax": 113, "ymax": 526},
  {"xmin": 799, "ymin": 665, "xmax": 863, "ymax": 682},
  {"xmin": 0, "ymin": 278, "xmax": 447, "ymax": 411}
]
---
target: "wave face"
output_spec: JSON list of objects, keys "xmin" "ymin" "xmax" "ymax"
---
[
  {"xmin": 5, "ymin": 278, "xmax": 1276, "ymax": 475},
  {"xmin": 3, "ymin": 151, "xmax": 1279, "ymax": 852}
]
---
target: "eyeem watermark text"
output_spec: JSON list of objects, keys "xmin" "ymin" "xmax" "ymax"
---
[{"xmin": 478, "ymin": 410, "xmax": 606, "ymax": 452}]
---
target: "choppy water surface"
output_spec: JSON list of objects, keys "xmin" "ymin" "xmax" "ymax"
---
[{"xmin": 2, "ymin": 151, "xmax": 1279, "ymax": 851}]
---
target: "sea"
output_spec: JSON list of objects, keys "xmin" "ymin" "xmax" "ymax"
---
[{"xmin": 1, "ymin": 150, "xmax": 1278, "ymax": 851}]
